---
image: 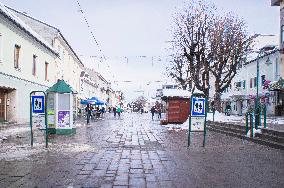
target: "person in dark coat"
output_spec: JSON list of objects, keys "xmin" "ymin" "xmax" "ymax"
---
[
  {"xmin": 150, "ymin": 106, "xmax": 156, "ymax": 120},
  {"xmin": 101, "ymin": 107, "xmax": 105, "ymax": 118},
  {"xmin": 113, "ymin": 107, "xmax": 117, "ymax": 117},
  {"xmin": 85, "ymin": 104, "xmax": 93, "ymax": 124},
  {"xmin": 155, "ymin": 102, "xmax": 162, "ymax": 119}
]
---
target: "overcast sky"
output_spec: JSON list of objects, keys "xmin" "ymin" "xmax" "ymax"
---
[{"xmin": 0, "ymin": 0, "xmax": 280, "ymax": 101}]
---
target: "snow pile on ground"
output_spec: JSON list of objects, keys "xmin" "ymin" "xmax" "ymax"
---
[
  {"xmin": 164, "ymin": 111, "xmax": 245, "ymax": 131},
  {"xmin": 0, "ymin": 126, "xmax": 29, "ymax": 142},
  {"xmin": 207, "ymin": 111, "xmax": 244, "ymax": 123},
  {"xmin": 0, "ymin": 143, "xmax": 45, "ymax": 161},
  {"xmin": 49, "ymin": 143, "xmax": 97, "ymax": 153},
  {"xmin": 207, "ymin": 111, "xmax": 284, "ymax": 127},
  {"xmin": 0, "ymin": 142, "xmax": 97, "ymax": 161},
  {"xmin": 246, "ymin": 128, "xmax": 262, "ymax": 137},
  {"xmin": 165, "ymin": 118, "xmax": 190, "ymax": 131},
  {"xmin": 266, "ymin": 118, "xmax": 284, "ymax": 125}
]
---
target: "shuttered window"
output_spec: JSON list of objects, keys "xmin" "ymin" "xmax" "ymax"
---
[
  {"xmin": 45, "ymin": 62, "xmax": 49, "ymax": 81},
  {"xmin": 32, "ymin": 55, "xmax": 37, "ymax": 76},
  {"xmin": 14, "ymin": 44, "xmax": 20, "ymax": 69}
]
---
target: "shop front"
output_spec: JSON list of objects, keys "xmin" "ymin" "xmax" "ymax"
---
[{"xmin": 269, "ymin": 77, "xmax": 284, "ymax": 116}]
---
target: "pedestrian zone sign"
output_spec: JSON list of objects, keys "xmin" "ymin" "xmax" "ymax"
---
[
  {"xmin": 32, "ymin": 96, "xmax": 45, "ymax": 113},
  {"xmin": 191, "ymin": 97, "xmax": 205, "ymax": 116}
]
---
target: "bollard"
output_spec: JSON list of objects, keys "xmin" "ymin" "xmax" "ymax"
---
[
  {"xmin": 245, "ymin": 113, "xmax": 249, "ymax": 134},
  {"xmin": 264, "ymin": 106, "xmax": 267, "ymax": 128},
  {"xmin": 213, "ymin": 109, "xmax": 215, "ymax": 122},
  {"xmin": 250, "ymin": 113, "xmax": 253, "ymax": 137},
  {"xmin": 259, "ymin": 108, "xmax": 262, "ymax": 129},
  {"xmin": 255, "ymin": 110, "xmax": 259, "ymax": 130}
]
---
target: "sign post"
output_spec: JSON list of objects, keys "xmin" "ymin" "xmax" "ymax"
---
[
  {"xmin": 188, "ymin": 93, "xmax": 207, "ymax": 147},
  {"xmin": 30, "ymin": 91, "xmax": 48, "ymax": 148}
]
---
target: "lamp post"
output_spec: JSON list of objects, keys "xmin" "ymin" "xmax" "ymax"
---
[
  {"xmin": 254, "ymin": 34, "xmax": 276, "ymax": 129},
  {"xmin": 255, "ymin": 53, "xmax": 261, "ymax": 129}
]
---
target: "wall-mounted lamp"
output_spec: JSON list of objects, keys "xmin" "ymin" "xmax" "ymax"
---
[{"xmin": 265, "ymin": 57, "xmax": 272, "ymax": 66}]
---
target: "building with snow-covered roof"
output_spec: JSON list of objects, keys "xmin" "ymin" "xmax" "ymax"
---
[
  {"xmin": 0, "ymin": 2, "xmax": 116, "ymax": 123},
  {"xmin": 0, "ymin": 3, "xmax": 59, "ymax": 123},
  {"xmin": 221, "ymin": 48, "xmax": 281, "ymax": 116},
  {"xmin": 7, "ymin": 6, "xmax": 85, "ymax": 110}
]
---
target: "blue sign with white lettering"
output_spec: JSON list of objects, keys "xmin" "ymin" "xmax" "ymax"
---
[
  {"xmin": 191, "ymin": 97, "xmax": 205, "ymax": 116},
  {"xmin": 32, "ymin": 96, "xmax": 45, "ymax": 114}
]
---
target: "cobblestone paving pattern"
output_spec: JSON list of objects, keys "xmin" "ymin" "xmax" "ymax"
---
[{"xmin": 0, "ymin": 113, "xmax": 283, "ymax": 188}]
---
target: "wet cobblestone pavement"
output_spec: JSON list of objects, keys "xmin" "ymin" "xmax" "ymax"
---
[{"xmin": 0, "ymin": 113, "xmax": 283, "ymax": 188}]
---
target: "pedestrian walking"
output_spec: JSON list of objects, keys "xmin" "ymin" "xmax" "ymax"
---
[
  {"xmin": 117, "ymin": 106, "xmax": 121, "ymax": 118},
  {"xmin": 113, "ymin": 106, "xmax": 117, "ymax": 117},
  {"xmin": 85, "ymin": 104, "xmax": 93, "ymax": 124},
  {"xmin": 155, "ymin": 102, "xmax": 162, "ymax": 119},
  {"xmin": 158, "ymin": 108, "xmax": 162, "ymax": 119},
  {"xmin": 101, "ymin": 107, "xmax": 105, "ymax": 118},
  {"xmin": 150, "ymin": 106, "xmax": 155, "ymax": 120}
]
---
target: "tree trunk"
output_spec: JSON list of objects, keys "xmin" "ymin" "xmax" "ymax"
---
[{"xmin": 214, "ymin": 93, "xmax": 222, "ymax": 112}]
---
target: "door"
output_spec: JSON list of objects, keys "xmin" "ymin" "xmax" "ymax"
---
[{"xmin": 0, "ymin": 91, "xmax": 5, "ymax": 121}]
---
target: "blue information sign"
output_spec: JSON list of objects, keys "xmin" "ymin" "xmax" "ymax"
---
[
  {"xmin": 32, "ymin": 96, "xmax": 45, "ymax": 114},
  {"xmin": 191, "ymin": 97, "xmax": 205, "ymax": 116}
]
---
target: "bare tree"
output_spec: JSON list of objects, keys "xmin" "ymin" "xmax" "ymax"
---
[
  {"xmin": 171, "ymin": 1, "xmax": 214, "ymax": 97},
  {"xmin": 170, "ymin": 1, "xmax": 253, "ymax": 111},
  {"xmin": 166, "ymin": 55, "xmax": 191, "ymax": 90},
  {"xmin": 209, "ymin": 13, "xmax": 254, "ymax": 110}
]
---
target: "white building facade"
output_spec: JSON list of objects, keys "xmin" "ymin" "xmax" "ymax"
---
[
  {"xmin": 9, "ymin": 8, "xmax": 85, "ymax": 112},
  {"xmin": 0, "ymin": 4, "xmax": 58, "ymax": 123},
  {"xmin": 221, "ymin": 49, "xmax": 280, "ymax": 116}
]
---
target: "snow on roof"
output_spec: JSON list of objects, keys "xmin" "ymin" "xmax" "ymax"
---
[
  {"xmin": 247, "ymin": 35, "xmax": 279, "ymax": 61},
  {"xmin": 162, "ymin": 89, "xmax": 191, "ymax": 98},
  {"xmin": 0, "ymin": 2, "xmax": 57, "ymax": 55}
]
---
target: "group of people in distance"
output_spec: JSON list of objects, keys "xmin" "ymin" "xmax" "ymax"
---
[
  {"xmin": 150, "ymin": 103, "xmax": 162, "ymax": 120},
  {"xmin": 85, "ymin": 104, "xmax": 106, "ymax": 124},
  {"xmin": 112, "ymin": 106, "xmax": 122, "ymax": 118}
]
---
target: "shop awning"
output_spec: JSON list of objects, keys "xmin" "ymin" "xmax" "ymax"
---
[{"xmin": 81, "ymin": 97, "xmax": 106, "ymax": 105}]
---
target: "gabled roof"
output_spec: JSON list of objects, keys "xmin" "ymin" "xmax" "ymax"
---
[
  {"xmin": 7, "ymin": 6, "xmax": 84, "ymax": 66},
  {"xmin": 0, "ymin": 3, "xmax": 58, "ymax": 56},
  {"xmin": 244, "ymin": 49, "xmax": 280, "ymax": 66},
  {"xmin": 47, "ymin": 80, "xmax": 77, "ymax": 94}
]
